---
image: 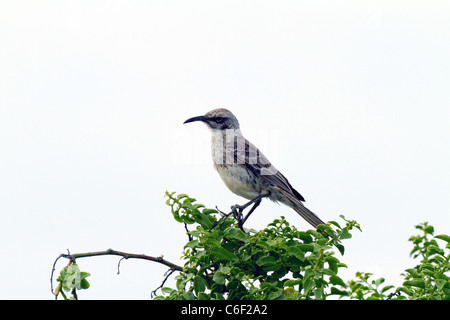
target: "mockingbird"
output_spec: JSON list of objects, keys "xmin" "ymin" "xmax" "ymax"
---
[{"xmin": 183, "ymin": 108, "xmax": 326, "ymax": 229}]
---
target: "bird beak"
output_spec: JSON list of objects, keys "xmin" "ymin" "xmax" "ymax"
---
[{"xmin": 183, "ymin": 115, "xmax": 206, "ymax": 124}]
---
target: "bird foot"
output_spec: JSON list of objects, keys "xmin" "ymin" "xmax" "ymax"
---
[
  {"xmin": 210, "ymin": 195, "xmax": 267, "ymax": 232},
  {"xmin": 208, "ymin": 205, "xmax": 246, "ymax": 232},
  {"xmin": 230, "ymin": 205, "xmax": 245, "ymax": 230}
]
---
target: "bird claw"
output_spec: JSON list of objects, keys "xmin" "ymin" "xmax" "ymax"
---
[
  {"xmin": 210, "ymin": 196, "xmax": 266, "ymax": 233},
  {"xmin": 230, "ymin": 205, "xmax": 245, "ymax": 230}
]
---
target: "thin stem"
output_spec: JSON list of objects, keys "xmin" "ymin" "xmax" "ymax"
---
[{"xmin": 62, "ymin": 248, "xmax": 184, "ymax": 271}]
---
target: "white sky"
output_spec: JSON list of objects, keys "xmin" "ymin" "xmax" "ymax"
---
[{"xmin": 1, "ymin": 0, "xmax": 449, "ymax": 299}]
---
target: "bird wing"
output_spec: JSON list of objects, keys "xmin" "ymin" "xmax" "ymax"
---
[
  {"xmin": 232, "ymin": 135, "xmax": 327, "ymax": 228},
  {"xmin": 233, "ymin": 137, "xmax": 306, "ymax": 202}
]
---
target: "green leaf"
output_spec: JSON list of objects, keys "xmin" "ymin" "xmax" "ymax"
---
[
  {"xmin": 340, "ymin": 228, "xmax": 352, "ymax": 240},
  {"xmin": 193, "ymin": 275, "xmax": 205, "ymax": 295},
  {"xmin": 198, "ymin": 292, "xmax": 210, "ymax": 300},
  {"xmin": 263, "ymin": 264, "xmax": 281, "ymax": 272},
  {"xmin": 213, "ymin": 272, "xmax": 226, "ymax": 285},
  {"xmin": 182, "ymin": 291, "xmax": 195, "ymax": 300},
  {"xmin": 213, "ymin": 292, "xmax": 225, "ymax": 300},
  {"xmin": 317, "ymin": 224, "xmax": 333, "ymax": 233},
  {"xmin": 287, "ymin": 246, "xmax": 305, "ymax": 261},
  {"xmin": 161, "ymin": 287, "xmax": 176, "ymax": 295},
  {"xmin": 256, "ymin": 241, "xmax": 273, "ymax": 251},
  {"xmin": 381, "ymin": 285, "xmax": 395, "ymax": 293},
  {"xmin": 303, "ymin": 268, "xmax": 315, "ymax": 282},
  {"xmin": 424, "ymin": 225, "xmax": 434, "ymax": 234},
  {"xmin": 192, "ymin": 212, "xmax": 213, "ymax": 228},
  {"xmin": 202, "ymin": 208, "xmax": 218, "ymax": 215},
  {"xmin": 205, "ymin": 238, "xmax": 221, "ymax": 248},
  {"xmin": 328, "ymin": 220, "xmax": 341, "ymax": 229},
  {"xmin": 335, "ymin": 243, "xmax": 345, "ymax": 255},
  {"xmin": 314, "ymin": 287, "xmax": 323, "ymax": 300},
  {"xmin": 172, "ymin": 212, "xmax": 183, "ymax": 223},
  {"xmin": 436, "ymin": 279, "xmax": 447, "ymax": 291},
  {"xmin": 306, "ymin": 229, "xmax": 320, "ymax": 239},
  {"xmin": 321, "ymin": 268, "xmax": 337, "ymax": 276},
  {"xmin": 427, "ymin": 245, "xmax": 444, "ymax": 255},
  {"xmin": 180, "ymin": 201, "xmax": 193, "ymax": 211},
  {"xmin": 403, "ymin": 279, "xmax": 425, "ymax": 289},
  {"xmin": 284, "ymin": 279, "xmax": 303, "ymax": 287},
  {"xmin": 80, "ymin": 275, "xmax": 90, "ymax": 290},
  {"xmin": 330, "ymin": 287, "xmax": 350, "ymax": 296},
  {"xmin": 397, "ymin": 286, "xmax": 412, "ymax": 296},
  {"xmin": 184, "ymin": 240, "xmax": 200, "ymax": 249},
  {"xmin": 211, "ymin": 247, "xmax": 238, "ymax": 262},
  {"xmin": 58, "ymin": 264, "xmax": 90, "ymax": 292},
  {"xmin": 298, "ymin": 244, "xmax": 314, "ymax": 252},
  {"xmin": 435, "ymin": 234, "xmax": 450, "ymax": 243},
  {"xmin": 226, "ymin": 279, "xmax": 240, "ymax": 291},
  {"xmin": 405, "ymin": 268, "xmax": 419, "ymax": 278},
  {"xmin": 268, "ymin": 289, "xmax": 283, "ymax": 300},
  {"xmin": 303, "ymin": 277, "xmax": 314, "ymax": 294},
  {"xmin": 176, "ymin": 193, "xmax": 189, "ymax": 200},
  {"xmin": 226, "ymin": 228, "xmax": 248, "ymax": 242},
  {"xmin": 329, "ymin": 275, "xmax": 346, "ymax": 287},
  {"xmin": 298, "ymin": 231, "xmax": 313, "ymax": 243},
  {"xmin": 257, "ymin": 255, "xmax": 277, "ymax": 266},
  {"xmin": 175, "ymin": 275, "xmax": 187, "ymax": 291}
]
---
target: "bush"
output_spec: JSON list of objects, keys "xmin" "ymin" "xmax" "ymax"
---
[
  {"xmin": 52, "ymin": 191, "xmax": 449, "ymax": 300},
  {"xmin": 347, "ymin": 222, "xmax": 450, "ymax": 300},
  {"xmin": 156, "ymin": 192, "xmax": 358, "ymax": 300},
  {"xmin": 155, "ymin": 192, "xmax": 449, "ymax": 300}
]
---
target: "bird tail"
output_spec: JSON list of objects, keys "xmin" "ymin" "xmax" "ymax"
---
[
  {"xmin": 292, "ymin": 201, "xmax": 326, "ymax": 228},
  {"xmin": 292, "ymin": 201, "xmax": 340, "ymax": 241}
]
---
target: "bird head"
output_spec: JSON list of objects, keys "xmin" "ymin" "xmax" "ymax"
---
[{"xmin": 183, "ymin": 108, "xmax": 240, "ymax": 130}]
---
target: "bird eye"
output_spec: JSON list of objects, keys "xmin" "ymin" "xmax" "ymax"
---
[{"xmin": 215, "ymin": 117, "xmax": 224, "ymax": 123}]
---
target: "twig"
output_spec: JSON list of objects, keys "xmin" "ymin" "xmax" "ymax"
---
[
  {"xmin": 51, "ymin": 248, "xmax": 183, "ymax": 296},
  {"xmin": 209, "ymin": 206, "xmax": 232, "ymax": 231},
  {"xmin": 386, "ymin": 291, "xmax": 402, "ymax": 300},
  {"xmin": 151, "ymin": 268, "xmax": 177, "ymax": 298},
  {"xmin": 184, "ymin": 223, "xmax": 193, "ymax": 241},
  {"xmin": 56, "ymin": 248, "xmax": 183, "ymax": 271},
  {"xmin": 50, "ymin": 249, "xmax": 72, "ymax": 294}
]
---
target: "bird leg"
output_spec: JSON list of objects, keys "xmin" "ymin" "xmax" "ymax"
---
[
  {"xmin": 231, "ymin": 193, "xmax": 268, "ymax": 230},
  {"xmin": 210, "ymin": 193, "xmax": 270, "ymax": 232},
  {"xmin": 240, "ymin": 199, "xmax": 261, "ymax": 226}
]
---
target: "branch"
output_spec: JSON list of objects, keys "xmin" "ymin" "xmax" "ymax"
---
[
  {"xmin": 151, "ymin": 268, "xmax": 177, "ymax": 298},
  {"xmin": 51, "ymin": 248, "xmax": 184, "ymax": 296},
  {"xmin": 56, "ymin": 248, "xmax": 183, "ymax": 271}
]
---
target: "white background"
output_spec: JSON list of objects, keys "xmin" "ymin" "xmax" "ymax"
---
[{"xmin": 1, "ymin": 0, "xmax": 449, "ymax": 299}]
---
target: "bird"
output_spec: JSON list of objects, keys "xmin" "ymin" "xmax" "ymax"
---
[{"xmin": 183, "ymin": 108, "xmax": 326, "ymax": 229}]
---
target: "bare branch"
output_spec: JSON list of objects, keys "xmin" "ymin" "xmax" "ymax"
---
[
  {"xmin": 56, "ymin": 248, "xmax": 183, "ymax": 271},
  {"xmin": 151, "ymin": 268, "xmax": 176, "ymax": 298},
  {"xmin": 51, "ymin": 248, "xmax": 184, "ymax": 297}
]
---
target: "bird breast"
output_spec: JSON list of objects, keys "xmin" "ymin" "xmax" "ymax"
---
[
  {"xmin": 210, "ymin": 129, "xmax": 261, "ymax": 200},
  {"xmin": 214, "ymin": 163, "xmax": 261, "ymax": 200}
]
